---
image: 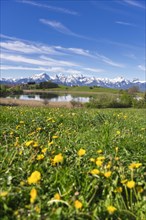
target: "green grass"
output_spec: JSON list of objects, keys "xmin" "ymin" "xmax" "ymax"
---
[{"xmin": 0, "ymin": 106, "xmax": 146, "ymax": 220}]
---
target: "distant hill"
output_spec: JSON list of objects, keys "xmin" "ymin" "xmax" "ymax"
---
[{"xmin": 1, "ymin": 73, "xmax": 146, "ymax": 91}]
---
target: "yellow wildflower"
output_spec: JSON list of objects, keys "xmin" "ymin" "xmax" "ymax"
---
[
  {"xmin": 25, "ymin": 140, "xmax": 34, "ymax": 147},
  {"xmin": 16, "ymin": 125, "xmax": 20, "ymax": 130},
  {"xmin": 126, "ymin": 180, "xmax": 135, "ymax": 189},
  {"xmin": 37, "ymin": 154, "xmax": 44, "ymax": 160},
  {"xmin": 27, "ymin": 171, "xmax": 41, "ymax": 184},
  {"xmin": 97, "ymin": 156, "xmax": 105, "ymax": 161},
  {"xmin": 36, "ymin": 127, "xmax": 42, "ymax": 131},
  {"xmin": 115, "ymin": 157, "xmax": 119, "ymax": 161},
  {"xmin": 20, "ymin": 181, "xmax": 25, "ymax": 186},
  {"xmin": 106, "ymin": 161, "xmax": 112, "ymax": 169},
  {"xmin": 0, "ymin": 191, "xmax": 8, "ymax": 197},
  {"xmin": 41, "ymin": 148, "xmax": 47, "ymax": 154},
  {"xmin": 52, "ymin": 135, "xmax": 59, "ymax": 139},
  {"xmin": 74, "ymin": 200, "xmax": 83, "ymax": 209},
  {"xmin": 19, "ymin": 121, "xmax": 24, "ymax": 124},
  {"xmin": 77, "ymin": 148, "xmax": 86, "ymax": 157},
  {"xmin": 53, "ymin": 153, "xmax": 63, "ymax": 164},
  {"xmin": 128, "ymin": 163, "xmax": 142, "ymax": 169},
  {"xmin": 104, "ymin": 171, "xmax": 112, "ymax": 178},
  {"xmin": 96, "ymin": 160, "xmax": 103, "ymax": 166},
  {"xmin": 90, "ymin": 169, "xmax": 100, "ymax": 175},
  {"xmin": 33, "ymin": 142, "xmax": 39, "ymax": 147},
  {"xmin": 48, "ymin": 141, "xmax": 54, "ymax": 146},
  {"xmin": 121, "ymin": 179, "xmax": 127, "ymax": 184},
  {"xmin": 107, "ymin": 205, "xmax": 117, "ymax": 215},
  {"xmin": 54, "ymin": 193, "xmax": 61, "ymax": 200},
  {"xmin": 90, "ymin": 158, "xmax": 95, "ymax": 162},
  {"xmin": 115, "ymin": 147, "xmax": 118, "ymax": 152},
  {"xmin": 116, "ymin": 131, "xmax": 120, "ymax": 135},
  {"xmin": 97, "ymin": 149, "xmax": 103, "ymax": 154},
  {"xmin": 136, "ymin": 186, "xmax": 143, "ymax": 193},
  {"xmin": 30, "ymin": 188, "xmax": 37, "ymax": 204},
  {"xmin": 114, "ymin": 187, "xmax": 122, "ymax": 193}
]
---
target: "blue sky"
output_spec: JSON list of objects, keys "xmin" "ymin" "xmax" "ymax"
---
[{"xmin": 0, "ymin": 0, "xmax": 146, "ymax": 80}]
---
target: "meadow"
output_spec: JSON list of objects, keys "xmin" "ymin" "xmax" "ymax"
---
[{"xmin": 0, "ymin": 106, "xmax": 146, "ymax": 220}]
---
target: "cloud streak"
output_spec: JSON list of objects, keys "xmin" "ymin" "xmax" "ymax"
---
[
  {"xmin": 17, "ymin": 0, "xmax": 78, "ymax": 15},
  {"xmin": 115, "ymin": 21, "xmax": 135, "ymax": 26},
  {"xmin": 122, "ymin": 0, "xmax": 146, "ymax": 9},
  {"xmin": 138, "ymin": 65, "xmax": 146, "ymax": 71}
]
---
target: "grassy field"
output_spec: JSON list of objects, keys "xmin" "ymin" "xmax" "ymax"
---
[{"xmin": 0, "ymin": 106, "xmax": 146, "ymax": 220}]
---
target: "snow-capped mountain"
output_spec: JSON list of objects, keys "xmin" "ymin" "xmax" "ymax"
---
[{"xmin": 0, "ymin": 73, "xmax": 146, "ymax": 91}]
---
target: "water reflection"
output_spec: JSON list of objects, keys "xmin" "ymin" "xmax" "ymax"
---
[{"xmin": 7, "ymin": 93, "xmax": 90, "ymax": 103}]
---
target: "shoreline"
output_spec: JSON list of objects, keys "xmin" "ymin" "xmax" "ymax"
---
[{"xmin": 0, "ymin": 98, "xmax": 73, "ymax": 108}]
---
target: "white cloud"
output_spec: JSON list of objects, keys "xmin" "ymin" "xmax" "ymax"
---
[
  {"xmin": 138, "ymin": 65, "xmax": 146, "ymax": 71},
  {"xmin": 122, "ymin": 0, "xmax": 146, "ymax": 9},
  {"xmin": 83, "ymin": 67, "xmax": 104, "ymax": 73},
  {"xmin": 1, "ymin": 53, "xmax": 78, "ymax": 67},
  {"xmin": 40, "ymin": 19, "xmax": 77, "ymax": 36},
  {"xmin": 16, "ymin": 0, "xmax": 78, "ymax": 15},
  {"xmin": 96, "ymin": 54, "xmax": 124, "ymax": 67},
  {"xmin": 115, "ymin": 21, "xmax": 135, "ymax": 26}
]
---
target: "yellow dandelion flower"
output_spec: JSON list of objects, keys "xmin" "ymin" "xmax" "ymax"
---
[
  {"xmin": 115, "ymin": 157, "xmax": 119, "ymax": 161},
  {"xmin": 41, "ymin": 148, "xmax": 47, "ymax": 154},
  {"xmin": 74, "ymin": 200, "xmax": 83, "ymax": 209},
  {"xmin": 19, "ymin": 121, "xmax": 24, "ymax": 124},
  {"xmin": 116, "ymin": 131, "xmax": 120, "ymax": 135},
  {"xmin": 37, "ymin": 154, "xmax": 44, "ymax": 160},
  {"xmin": 114, "ymin": 187, "xmax": 122, "ymax": 193},
  {"xmin": 0, "ymin": 191, "xmax": 8, "ymax": 197},
  {"xmin": 97, "ymin": 149, "xmax": 103, "ymax": 154},
  {"xmin": 90, "ymin": 169, "xmax": 100, "ymax": 175},
  {"xmin": 52, "ymin": 135, "xmax": 58, "ymax": 139},
  {"xmin": 97, "ymin": 156, "xmax": 105, "ymax": 161},
  {"xmin": 126, "ymin": 180, "xmax": 135, "ymax": 189},
  {"xmin": 33, "ymin": 142, "xmax": 39, "ymax": 147},
  {"xmin": 106, "ymin": 161, "xmax": 112, "ymax": 169},
  {"xmin": 107, "ymin": 205, "xmax": 117, "ymax": 215},
  {"xmin": 30, "ymin": 188, "xmax": 37, "ymax": 204},
  {"xmin": 53, "ymin": 153, "xmax": 63, "ymax": 164},
  {"xmin": 20, "ymin": 181, "xmax": 25, "ymax": 186},
  {"xmin": 25, "ymin": 140, "xmax": 34, "ymax": 147},
  {"xmin": 27, "ymin": 171, "xmax": 41, "ymax": 184},
  {"xmin": 96, "ymin": 160, "xmax": 103, "ymax": 166},
  {"xmin": 54, "ymin": 193, "xmax": 61, "ymax": 200},
  {"xmin": 115, "ymin": 147, "xmax": 118, "ymax": 152},
  {"xmin": 16, "ymin": 125, "xmax": 20, "ymax": 130},
  {"xmin": 90, "ymin": 158, "xmax": 95, "ymax": 162},
  {"xmin": 104, "ymin": 171, "xmax": 112, "ymax": 178},
  {"xmin": 121, "ymin": 179, "xmax": 127, "ymax": 184},
  {"xmin": 128, "ymin": 163, "xmax": 142, "ymax": 169},
  {"xmin": 77, "ymin": 148, "xmax": 86, "ymax": 157},
  {"xmin": 48, "ymin": 141, "xmax": 54, "ymax": 146},
  {"xmin": 136, "ymin": 186, "xmax": 143, "ymax": 193},
  {"xmin": 36, "ymin": 127, "xmax": 42, "ymax": 131}
]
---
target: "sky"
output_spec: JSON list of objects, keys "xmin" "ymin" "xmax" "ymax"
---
[{"xmin": 0, "ymin": 0, "xmax": 146, "ymax": 80}]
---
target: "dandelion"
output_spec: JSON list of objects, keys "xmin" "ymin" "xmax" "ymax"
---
[
  {"xmin": 96, "ymin": 160, "xmax": 103, "ymax": 166},
  {"xmin": 116, "ymin": 130, "xmax": 120, "ymax": 135},
  {"xmin": 19, "ymin": 121, "xmax": 24, "ymax": 124},
  {"xmin": 136, "ymin": 186, "xmax": 143, "ymax": 193},
  {"xmin": 104, "ymin": 171, "xmax": 112, "ymax": 178},
  {"xmin": 121, "ymin": 179, "xmax": 127, "ymax": 184},
  {"xmin": 90, "ymin": 169, "xmax": 100, "ymax": 175},
  {"xmin": 48, "ymin": 141, "xmax": 54, "ymax": 146},
  {"xmin": 97, "ymin": 156, "xmax": 105, "ymax": 161},
  {"xmin": 107, "ymin": 205, "xmax": 117, "ymax": 215},
  {"xmin": 52, "ymin": 135, "xmax": 58, "ymax": 139},
  {"xmin": 37, "ymin": 154, "xmax": 44, "ymax": 160},
  {"xmin": 53, "ymin": 153, "xmax": 63, "ymax": 164},
  {"xmin": 33, "ymin": 142, "xmax": 39, "ymax": 147},
  {"xmin": 30, "ymin": 188, "xmax": 37, "ymax": 204},
  {"xmin": 27, "ymin": 171, "xmax": 41, "ymax": 184},
  {"xmin": 126, "ymin": 180, "xmax": 135, "ymax": 189},
  {"xmin": 54, "ymin": 193, "xmax": 61, "ymax": 200},
  {"xmin": 36, "ymin": 127, "xmax": 42, "ymax": 131},
  {"xmin": 0, "ymin": 191, "xmax": 8, "ymax": 197},
  {"xmin": 25, "ymin": 140, "xmax": 34, "ymax": 147},
  {"xmin": 128, "ymin": 163, "xmax": 142, "ymax": 169},
  {"xmin": 41, "ymin": 148, "xmax": 47, "ymax": 154},
  {"xmin": 74, "ymin": 200, "xmax": 83, "ymax": 209},
  {"xmin": 97, "ymin": 149, "xmax": 103, "ymax": 154},
  {"xmin": 114, "ymin": 187, "xmax": 122, "ymax": 193},
  {"xmin": 77, "ymin": 148, "xmax": 86, "ymax": 157},
  {"xmin": 89, "ymin": 158, "xmax": 95, "ymax": 162}
]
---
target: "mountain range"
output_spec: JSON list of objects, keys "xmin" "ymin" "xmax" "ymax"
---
[{"xmin": 0, "ymin": 73, "xmax": 146, "ymax": 91}]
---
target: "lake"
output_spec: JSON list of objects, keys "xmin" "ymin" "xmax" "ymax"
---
[{"xmin": 6, "ymin": 93, "xmax": 90, "ymax": 103}]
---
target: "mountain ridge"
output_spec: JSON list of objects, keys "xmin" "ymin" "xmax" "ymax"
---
[{"xmin": 1, "ymin": 73, "xmax": 146, "ymax": 91}]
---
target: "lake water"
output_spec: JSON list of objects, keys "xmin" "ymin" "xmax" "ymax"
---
[{"xmin": 7, "ymin": 93, "xmax": 90, "ymax": 103}]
